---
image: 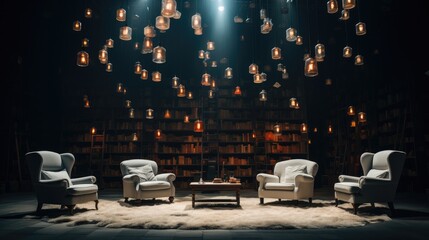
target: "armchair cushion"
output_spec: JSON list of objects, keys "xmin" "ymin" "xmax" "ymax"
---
[
  {"xmin": 138, "ymin": 181, "xmax": 171, "ymax": 191},
  {"xmin": 283, "ymin": 165, "xmax": 307, "ymax": 183},
  {"xmin": 366, "ymin": 169, "xmax": 388, "ymax": 179},
  {"xmin": 334, "ymin": 182, "xmax": 361, "ymax": 194},
  {"xmin": 127, "ymin": 165, "xmax": 157, "ymax": 182},
  {"xmin": 41, "ymin": 169, "xmax": 73, "ymax": 187},
  {"xmin": 67, "ymin": 184, "xmax": 98, "ymax": 196},
  {"xmin": 265, "ymin": 182, "xmax": 295, "ymax": 191}
]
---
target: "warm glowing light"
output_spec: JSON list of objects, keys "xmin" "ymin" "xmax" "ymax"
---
[
  {"xmin": 73, "ymin": 20, "xmax": 81, "ymax": 31},
  {"xmin": 85, "ymin": 8, "xmax": 92, "ymax": 18},
  {"xmin": 77, "ymin": 51, "xmax": 89, "ymax": 67},
  {"xmin": 249, "ymin": 63, "xmax": 258, "ymax": 74},
  {"xmin": 119, "ymin": 26, "xmax": 132, "ymax": 41},
  {"xmin": 328, "ymin": 124, "xmax": 333, "ymax": 134},
  {"xmin": 274, "ymin": 124, "xmax": 281, "ymax": 135},
  {"xmin": 194, "ymin": 120, "xmax": 204, "ymax": 132},
  {"xmin": 327, "ymin": 0, "xmax": 338, "ymax": 14},
  {"xmin": 152, "ymin": 46, "xmax": 166, "ymax": 63},
  {"xmin": 233, "ymin": 86, "xmax": 242, "ymax": 96},
  {"xmin": 177, "ymin": 84, "xmax": 186, "ymax": 97},
  {"xmin": 142, "ymin": 37, "xmax": 153, "ymax": 54},
  {"xmin": 343, "ymin": 46, "xmax": 353, "ymax": 58},
  {"xmin": 141, "ymin": 69, "xmax": 148, "ymax": 80},
  {"xmin": 152, "ymin": 71, "xmax": 162, "ymax": 82},
  {"xmin": 106, "ymin": 38, "xmax": 114, "ymax": 48},
  {"xmin": 164, "ymin": 109, "xmax": 171, "ymax": 119},
  {"xmin": 347, "ymin": 106, "xmax": 355, "ymax": 116},
  {"xmin": 134, "ymin": 62, "xmax": 142, "ymax": 74},
  {"xmin": 90, "ymin": 127, "xmax": 96, "ymax": 135},
  {"xmin": 184, "ymin": 115, "xmax": 190, "ymax": 123},
  {"xmin": 259, "ymin": 90, "xmax": 267, "ymax": 101},
  {"xmin": 304, "ymin": 57, "xmax": 318, "ymax": 77},
  {"xmin": 225, "ymin": 67, "xmax": 233, "ymax": 79},
  {"xmin": 116, "ymin": 8, "xmax": 126, "ymax": 21},
  {"xmin": 129, "ymin": 108, "xmax": 135, "ymax": 118},
  {"xmin": 355, "ymin": 55, "xmax": 364, "ymax": 65},
  {"xmin": 355, "ymin": 22, "xmax": 367, "ymax": 35},
  {"xmin": 82, "ymin": 38, "xmax": 89, "ymax": 48},
  {"xmin": 300, "ymin": 123, "xmax": 308, "ymax": 133},
  {"xmin": 271, "ymin": 47, "xmax": 281, "ymax": 60},
  {"xmin": 155, "ymin": 129, "xmax": 162, "ymax": 139},
  {"xmin": 358, "ymin": 112, "xmax": 367, "ymax": 122},
  {"xmin": 146, "ymin": 108, "xmax": 154, "ymax": 119}
]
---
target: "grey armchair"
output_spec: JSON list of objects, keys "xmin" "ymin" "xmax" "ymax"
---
[
  {"xmin": 256, "ymin": 159, "xmax": 319, "ymax": 204},
  {"xmin": 25, "ymin": 151, "xmax": 99, "ymax": 214},
  {"xmin": 120, "ymin": 159, "xmax": 176, "ymax": 203},
  {"xmin": 334, "ymin": 150, "xmax": 406, "ymax": 214}
]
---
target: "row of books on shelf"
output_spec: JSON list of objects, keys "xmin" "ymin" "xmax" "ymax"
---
[
  {"xmin": 157, "ymin": 144, "xmax": 202, "ymax": 154},
  {"xmin": 265, "ymin": 132, "xmax": 303, "ymax": 142},
  {"xmin": 378, "ymin": 108, "xmax": 404, "ymax": 122},
  {"xmin": 220, "ymin": 157, "xmax": 251, "ymax": 165},
  {"xmin": 157, "ymin": 156, "xmax": 200, "ymax": 165},
  {"xmin": 218, "ymin": 133, "xmax": 253, "ymax": 142},
  {"xmin": 264, "ymin": 123, "xmax": 302, "ymax": 131},
  {"xmin": 220, "ymin": 121, "xmax": 253, "ymax": 129},
  {"xmin": 218, "ymin": 109, "xmax": 253, "ymax": 119},
  {"xmin": 218, "ymin": 144, "xmax": 253, "ymax": 153},
  {"xmin": 159, "ymin": 135, "xmax": 202, "ymax": 142}
]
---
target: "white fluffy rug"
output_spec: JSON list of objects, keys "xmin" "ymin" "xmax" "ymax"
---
[{"xmin": 43, "ymin": 193, "xmax": 391, "ymax": 230}]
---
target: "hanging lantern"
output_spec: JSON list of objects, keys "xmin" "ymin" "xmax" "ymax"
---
[
  {"xmin": 289, "ymin": 98, "xmax": 297, "ymax": 108},
  {"xmin": 277, "ymin": 63, "xmax": 284, "ymax": 72},
  {"xmin": 173, "ymin": 10, "xmax": 182, "ymax": 19},
  {"xmin": 355, "ymin": 22, "xmax": 367, "ymax": 36},
  {"xmin": 260, "ymin": 9, "xmax": 266, "ymax": 19},
  {"xmin": 342, "ymin": 0, "xmax": 356, "ymax": 10},
  {"xmin": 84, "ymin": 8, "xmax": 92, "ymax": 18},
  {"xmin": 208, "ymin": 89, "xmax": 215, "ymax": 99},
  {"xmin": 347, "ymin": 106, "xmax": 355, "ymax": 116},
  {"xmin": 204, "ymin": 51, "xmax": 210, "ymax": 59},
  {"xmin": 123, "ymin": 87, "xmax": 127, "ymax": 95},
  {"xmin": 132, "ymin": 133, "xmax": 138, "ymax": 142},
  {"xmin": 98, "ymin": 46, "xmax": 108, "ymax": 64},
  {"xmin": 142, "ymin": 37, "xmax": 153, "ymax": 54},
  {"xmin": 72, "ymin": 20, "xmax": 81, "ymax": 31},
  {"xmin": 172, "ymin": 76, "xmax": 180, "ymax": 88},
  {"xmin": 164, "ymin": 109, "xmax": 172, "ymax": 119},
  {"xmin": 152, "ymin": 46, "xmax": 166, "ymax": 64},
  {"xmin": 152, "ymin": 71, "xmax": 162, "ymax": 82},
  {"xmin": 286, "ymin": 27, "xmax": 297, "ymax": 42},
  {"xmin": 119, "ymin": 25, "xmax": 132, "ymax": 41},
  {"xmin": 315, "ymin": 43, "xmax": 326, "ymax": 59},
  {"xmin": 304, "ymin": 57, "xmax": 318, "ymax": 77},
  {"xmin": 358, "ymin": 112, "xmax": 367, "ymax": 123},
  {"xmin": 125, "ymin": 100, "xmax": 132, "ymax": 108},
  {"xmin": 210, "ymin": 79, "xmax": 216, "ymax": 89},
  {"xmin": 177, "ymin": 84, "xmax": 186, "ymax": 97},
  {"xmin": 106, "ymin": 38, "xmax": 114, "ymax": 48},
  {"xmin": 82, "ymin": 38, "xmax": 89, "ymax": 48},
  {"xmin": 77, "ymin": 51, "xmax": 89, "ymax": 67},
  {"xmin": 90, "ymin": 127, "xmax": 97, "ymax": 135},
  {"xmin": 141, "ymin": 69, "xmax": 148, "ymax": 80},
  {"xmin": 225, "ymin": 67, "xmax": 233, "ymax": 79},
  {"xmin": 207, "ymin": 41, "xmax": 215, "ymax": 50},
  {"xmin": 84, "ymin": 99, "xmax": 90, "ymax": 108},
  {"xmin": 194, "ymin": 120, "xmax": 204, "ymax": 132},
  {"xmin": 191, "ymin": 13, "xmax": 202, "ymax": 29},
  {"xmin": 260, "ymin": 18, "xmax": 273, "ymax": 34},
  {"xmin": 252, "ymin": 131, "xmax": 257, "ymax": 139},
  {"xmin": 129, "ymin": 108, "xmax": 135, "ymax": 119},
  {"xmin": 259, "ymin": 90, "xmax": 267, "ymax": 101},
  {"xmin": 201, "ymin": 73, "xmax": 211, "ymax": 86},
  {"xmin": 354, "ymin": 55, "xmax": 364, "ymax": 65},
  {"xmin": 117, "ymin": 83, "xmax": 123, "ymax": 93},
  {"xmin": 155, "ymin": 129, "xmax": 162, "ymax": 139},
  {"xmin": 314, "ymin": 127, "xmax": 318, "ymax": 133},
  {"xmin": 134, "ymin": 62, "xmax": 142, "ymax": 74},
  {"xmin": 233, "ymin": 86, "xmax": 242, "ymax": 96},
  {"xmin": 282, "ymin": 69, "xmax": 289, "ymax": 80},
  {"xmin": 328, "ymin": 124, "xmax": 333, "ymax": 134},
  {"xmin": 294, "ymin": 101, "xmax": 300, "ymax": 109},
  {"xmin": 249, "ymin": 63, "xmax": 258, "ymax": 74},
  {"xmin": 296, "ymin": 36, "xmax": 303, "ymax": 45},
  {"xmin": 211, "ymin": 61, "xmax": 217, "ymax": 68},
  {"xmin": 343, "ymin": 46, "xmax": 353, "ymax": 58},
  {"xmin": 261, "ymin": 72, "xmax": 267, "ymax": 82},
  {"xmin": 234, "ymin": 16, "xmax": 243, "ymax": 23},
  {"xmin": 187, "ymin": 91, "xmax": 193, "ymax": 99},
  {"xmin": 156, "ymin": 15, "xmax": 170, "ymax": 31},
  {"xmin": 116, "ymin": 8, "xmax": 126, "ymax": 21},
  {"xmin": 339, "ymin": 9, "xmax": 350, "ymax": 20},
  {"xmin": 106, "ymin": 62, "xmax": 113, "ymax": 72},
  {"xmin": 274, "ymin": 124, "xmax": 281, "ymax": 135},
  {"xmin": 144, "ymin": 109, "xmax": 153, "ymax": 120},
  {"xmin": 144, "ymin": 25, "xmax": 156, "ymax": 37},
  {"xmin": 253, "ymin": 73, "xmax": 263, "ymax": 84},
  {"xmin": 327, "ymin": 0, "xmax": 338, "ymax": 14},
  {"xmin": 194, "ymin": 27, "xmax": 203, "ymax": 35},
  {"xmin": 198, "ymin": 50, "xmax": 205, "ymax": 59},
  {"xmin": 184, "ymin": 115, "xmax": 190, "ymax": 123},
  {"xmin": 350, "ymin": 120, "xmax": 357, "ymax": 128},
  {"xmin": 161, "ymin": 0, "xmax": 177, "ymax": 18},
  {"xmin": 271, "ymin": 47, "xmax": 281, "ymax": 60},
  {"xmin": 300, "ymin": 123, "xmax": 308, "ymax": 133}
]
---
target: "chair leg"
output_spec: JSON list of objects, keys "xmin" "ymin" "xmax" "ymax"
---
[
  {"xmin": 260, "ymin": 198, "xmax": 264, "ymax": 204},
  {"xmin": 124, "ymin": 198, "xmax": 129, "ymax": 203},
  {"xmin": 37, "ymin": 202, "xmax": 43, "ymax": 213},
  {"xmin": 388, "ymin": 202, "xmax": 395, "ymax": 216},
  {"xmin": 335, "ymin": 198, "xmax": 339, "ymax": 207},
  {"xmin": 60, "ymin": 205, "xmax": 66, "ymax": 209},
  {"xmin": 278, "ymin": 199, "xmax": 281, "ymax": 202},
  {"xmin": 67, "ymin": 205, "xmax": 76, "ymax": 215},
  {"xmin": 95, "ymin": 200, "xmax": 99, "ymax": 210},
  {"xmin": 169, "ymin": 196, "xmax": 174, "ymax": 203},
  {"xmin": 308, "ymin": 198, "xmax": 312, "ymax": 204},
  {"xmin": 351, "ymin": 203, "xmax": 360, "ymax": 215},
  {"xmin": 371, "ymin": 202, "xmax": 375, "ymax": 208}
]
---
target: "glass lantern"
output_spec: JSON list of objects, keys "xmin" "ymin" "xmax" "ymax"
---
[
  {"xmin": 286, "ymin": 27, "xmax": 297, "ymax": 42},
  {"xmin": 271, "ymin": 47, "xmax": 281, "ymax": 60},
  {"xmin": 77, "ymin": 51, "xmax": 89, "ymax": 67},
  {"xmin": 225, "ymin": 67, "xmax": 233, "ymax": 79},
  {"xmin": 191, "ymin": 13, "xmax": 202, "ymax": 30},
  {"xmin": 152, "ymin": 71, "xmax": 162, "ymax": 82},
  {"xmin": 327, "ymin": 0, "xmax": 338, "ymax": 14},
  {"xmin": 116, "ymin": 8, "xmax": 126, "ymax": 21},
  {"xmin": 146, "ymin": 108, "xmax": 154, "ymax": 119},
  {"xmin": 343, "ymin": 46, "xmax": 353, "ymax": 58},
  {"xmin": 259, "ymin": 90, "xmax": 267, "ymax": 101},
  {"xmin": 355, "ymin": 22, "xmax": 367, "ymax": 36},
  {"xmin": 304, "ymin": 57, "xmax": 318, "ymax": 77},
  {"xmin": 152, "ymin": 46, "xmax": 166, "ymax": 63},
  {"xmin": 141, "ymin": 69, "xmax": 148, "ymax": 80},
  {"xmin": 119, "ymin": 26, "xmax": 132, "ymax": 41}
]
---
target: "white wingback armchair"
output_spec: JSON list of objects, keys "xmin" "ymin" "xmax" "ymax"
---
[
  {"xmin": 25, "ymin": 151, "xmax": 99, "ymax": 214},
  {"xmin": 257, "ymin": 159, "xmax": 319, "ymax": 204},
  {"xmin": 334, "ymin": 150, "xmax": 406, "ymax": 214},
  {"xmin": 120, "ymin": 159, "xmax": 176, "ymax": 203}
]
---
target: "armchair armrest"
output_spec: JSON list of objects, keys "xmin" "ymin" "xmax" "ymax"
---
[
  {"xmin": 338, "ymin": 175, "xmax": 360, "ymax": 183},
  {"xmin": 123, "ymin": 174, "xmax": 140, "ymax": 183},
  {"xmin": 71, "ymin": 176, "xmax": 96, "ymax": 185},
  {"xmin": 256, "ymin": 173, "xmax": 279, "ymax": 185},
  {"xmin": 295, "ymin": 173, "xmax": 314, "ymax": 183},
  {"xmin": 358, "ymin": 176, "xmax": 390, "ymax": 188},
  {"xmin": 156, "ymin": 173, "xmax": 176, "ymax": 182},
  {"xmin": 39, "ymin": 178, "xmax": 71, "ymax": 187}
]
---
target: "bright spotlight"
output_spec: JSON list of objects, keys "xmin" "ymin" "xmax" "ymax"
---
[{"xmin": 218, "ymin": 5, "xmax": 224, "ymax": 12}]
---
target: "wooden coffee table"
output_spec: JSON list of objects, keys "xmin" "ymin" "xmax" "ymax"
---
[{"xmin": 189, "ymin": 182, "xmax": 242, "ymax": 208}]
